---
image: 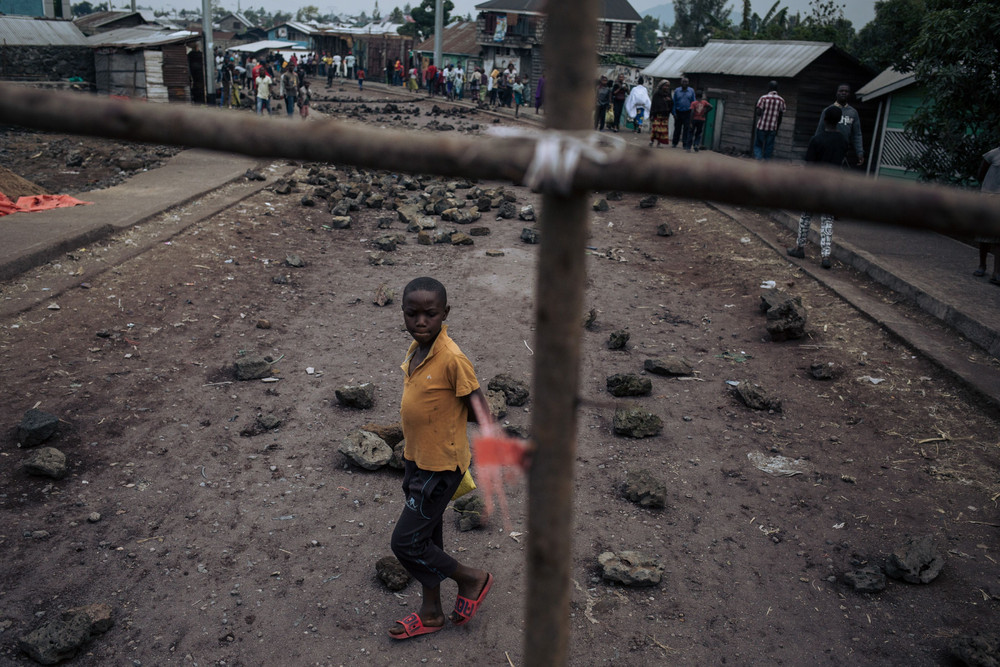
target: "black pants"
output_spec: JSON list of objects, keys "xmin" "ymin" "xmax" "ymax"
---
[
  {"xmin": 673, "ymin": 109, "xmax": 692, "ymax": 148},
  {"xmin": 596, "ymin": 103, "xmax": 609, "ymax": 129},
  {"xmin": 612, "ymin": 100, "xmax": 625, "ymax": 129},
  {"xmin": 390, "ymin": 460, "xmax": 464, "ymax": 588}
]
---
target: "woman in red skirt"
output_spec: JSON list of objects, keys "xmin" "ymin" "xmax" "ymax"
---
[{"xmin": 649, "ymin": 80, "xmax": 673, "ymax": 148}]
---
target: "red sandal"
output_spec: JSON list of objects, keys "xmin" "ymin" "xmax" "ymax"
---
[{"xmin": 389, "ymin": 612, "xmax": 444, "ymax": 640}]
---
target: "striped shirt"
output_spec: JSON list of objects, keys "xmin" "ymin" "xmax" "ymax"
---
[{"xmin": 756, "ymin": 91, "xmax": 786, "ymax": 131}]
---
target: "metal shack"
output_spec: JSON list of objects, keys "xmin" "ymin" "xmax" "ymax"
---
[
  {"xmin": 88, "ymin": 25, "xmax": 202, "ymax": 102},
  {"xmin": 683, "ymin": 40, "xmax": 874, "ymax": 160}
]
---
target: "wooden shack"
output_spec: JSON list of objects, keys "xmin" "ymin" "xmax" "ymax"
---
[
  {"xmin": 684, "ymin": 40, "xmax": 874, "ymax": 160},
  {"xmin": 89, "ymin": 26, "xmax": 202, "ymax": 103}
]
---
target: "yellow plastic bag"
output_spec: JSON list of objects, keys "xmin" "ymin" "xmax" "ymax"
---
[{"xmin": 452, "ymin": 468, "xmax": 477, "ymax": 500}]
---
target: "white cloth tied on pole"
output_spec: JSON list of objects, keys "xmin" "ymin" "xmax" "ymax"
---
[{"xmin": 487, "ymin": 127, "xmax": 626, "ymax": 196}]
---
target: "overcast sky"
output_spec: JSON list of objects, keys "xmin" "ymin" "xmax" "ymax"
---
[{"xmin": 138, "ymin": 1, "xmax": 876, "ymax": 30}]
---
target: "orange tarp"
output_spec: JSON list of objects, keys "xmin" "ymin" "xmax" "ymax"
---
[{"xmin": 0, "ymin": 193, "xmax": 93, "ymax": 217}]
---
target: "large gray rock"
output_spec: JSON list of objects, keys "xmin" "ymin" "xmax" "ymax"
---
[
  {"xmin": 376, "ymin": 556, "xmax": 411, "ymax": 591},
  {"xmin": 234, "ymin": 356, "xmax": 272, "ymax": 381},
  {"xmin": 336, "ymin": 383, "xmax": 376, "ymax": 409},
  {"xmin": 18, "ymin": 604, "xmax": 112, "ymax": 666},
  {"xmin": 885, "ymin": 534, "xmax": 944, "ymax": 584},
  {"xmin": 23, "ymin": 447, "xmax": 68, "ymax": 479},
  {"xmin": 497, "ymin": 200, "xmax": 517, "ymax": 219},
  {"xmin": 644, "ymin": 357, "xmax": 693, "ymax": 376},
  {"xmin": 621, "ymin": 469, "xmax": 666, "ymax": 508},
  {"xmin": 606, "ymin": 374, "xmax": 652, "ymax": 397},
  {"xmin": 598, "ymin": 551, "xmax": 664, "ymax": 586},
  {"xmin": 488, "ymin": 374, "xmax": 530, "ymax": 406},
  {"xmin": 613, "ymin": 407, "xmax": 663, "ymax": 438},
  {"xmin": 18, "ymin": 409, "xmax": 60, "ymax": 447},
  {"xmin": 763, "ymin": 293, "xmax": 807, "ymax": 341},
  {"xmin": 338, "ymin": 430, "xmax": 392, "ymax": 470}
]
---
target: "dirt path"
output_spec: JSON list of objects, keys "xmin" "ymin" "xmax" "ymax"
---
[{"xmin": 1, "ymin": 82, "xmax": 998, "ymax": 666}]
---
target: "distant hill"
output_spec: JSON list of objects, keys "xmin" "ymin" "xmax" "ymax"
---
[{"xmin": 636, "ymin": 2, "xmax": 674, "ymax": 27}]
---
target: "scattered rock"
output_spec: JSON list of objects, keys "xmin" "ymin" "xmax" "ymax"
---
[
  {"xmin": 606, "ymin": 191, "xmax": 624, "ymax": 201},
  {"xmin": 621, "ymin": 469, "xmax": 666, "ymax": 508},
  {"xmin": 372, "ymin": 235, "xmax": 398, "ymax": 252},
  {"xmin": 234, "ymin": 356, "xmax": 272, "ymax": 381},
  {"xmin": 638, "ymin": 195, "xmax": 658, "ymax": 208},
  {"xmin": 885, "ymin": 534, "xmax": 944, "ymax": 584},
  {"xmin": 520, "ymin": 227, "xmax": 540, "ymax": 244},
  {"xmin": 450, "ymin": 232, "xmax": 474, "ymax": 245},
  {"xmin": 375, "ymin": 556, "xmax": 411, "ymax": 591},
  {"xmin": 335, "ymin": 383, "xmax": 376, "ymax": 409},
  {"xmin": 329, "ymin": 215, "xmax": 352, "ymax": 229},
  {"xmin": 273, "ymin": 180, "xmax": 293, "ymax": 195},
  {"xmin": 87, "ymin": 512, "xmax": 101, "ymax": 523},
  {"xmin": 300, "ymin": 195, "xmax": 316, "ymax": 207},
  {"xmin": 485, "ymin": 249, "xmax": 505, "ymax": 257},
  {"xmin": 488, "ymin": 374, "xmax": 530, "ymax": 406},
  {"xmin": 23, "ymin": 447, "xmax": 68, "ymax": 479},
  {"xmin": 598, "ymin": 551, "xmax": 664, "ymax": 586},
  {"xmin": 761, "ymin": 292, "xmax": 807, "ymax": 341},
  {"xmin": 843, "ymin": 566, "xmax": 886, "ymax": 593},
  {"xmin": 256, "ymin": 319, "xmax": 271, "ymax": 330},
  {"xmin": 285, "ymin": 253, "xmax": 306, "ymax": 268},
  {"xmin": 643, "ymin": 357, "xmax": 692, "ymax": 376},
  {"xmin": 949, "ymin": 632, "xmax": 1000, "ymax": 667},
  {"xmin": 734, "ymin": 382, "xmax": 782, "ymax": 412},
  {"xmin": 18, "ymin": 408, "xmax": 60, "ymax": 447},
  {"xmin": 613, "ymin": 406, "xmax": 663, "ymax": 438},
  {"xmin": 272, "ymin": 274, "xmax": 289, "ymax": 285},
  {"xmin": 389, "ymin": 441, "xmax": 406, "ymax": 469},
  {"xmin": 468, "ymin": 226, "xmax": 491, "ymax": 236},
  {"xmin": 607, "ymin": 330, "xmax": 630, "ymax": 350},
  {"xmin": 518, "ymin": 205, "xmax": 535, "ymax": 221},
  {"xmin": 809, "ymin": 362, "xmax": 835, "ymax": 380},
  {"xmin": 485, "ymin": 389, "xmax": 508, "ymax": 420},
  {"xmin": 18, "ymin": 604, "xmax": 112, "ymax": 666},
  {"xmin": 244, "ymin": 169, "xmax": 266, "ymax": 181},
  {"xmin": 606, "ymin": 374, "xmax": 652, "ymax": 397},
  {"xmin": 360, "ymin": 422, "xmax": 404, "ymax": 447},
  {"xmin": 373, "ymin": 283, "xmax": 394, "ymax": 307},
  {"xmin": 582, "ymin": 308, "xmax": 598, "ymax": 330},
  {"xmin": 656, "ymin": 223, "xmax": 674, "ymax": 237},
  {"xmin": 592, "ymin": 198, "xmax": 609, "ymax": 212},
  {"xmin": 338, "ymin": 430, "xmax": 392, "ymax": 470},
  {"xmin": 454, "ymin": 494, "xmax": 486, "ymax": 531}
]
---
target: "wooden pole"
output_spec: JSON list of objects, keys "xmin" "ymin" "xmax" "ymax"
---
[
  {"xmin": 524, "ymin": 0, "xmax": 598, "ymax": 665},
  {"xmin": 0, "ymin": 84, "xmax": 996, "ymax": 238}
]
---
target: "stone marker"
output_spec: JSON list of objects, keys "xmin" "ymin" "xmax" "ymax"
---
[
  {"xmin": 643, "ymin": 357, "xmax": 693, "ymax": 376},
  {"xmin": 606, "ymin": 374, "xmax": 652, "ymax": 397},
  {"xmin": 598, "ymin": 551, "xmax": 664, "ymax": 586},
  {"xmin": 885, "ymin": 534, "xmax": 944, "ymax": 584},
  {"xmin": 23, "ymin": 447, "xmax": 68, "ymax": 479},
  {"xmin": 613, "ymin": 406, "xmax": 663, "ymax": 438},
  {"xmin": 376, "ymin": 556, "xmax": 411, "ymax": 591},
  {"xmin": 488, "ymin": 374, "xmax": 530, "ymax": 406},
  {"xmin": 335, "ymin": 383, "xmax": 376, "ymax": 409},
  {"xmin": 338, "ymin": 430, "xmax": 392, "ymax": 470},
  {"xmin": 18, "ymin": 409, "xmax": 60, "ymax": 447},
  {"xmin": 621, "ymin": 469, "xmax": 666, "ymax": 508}
]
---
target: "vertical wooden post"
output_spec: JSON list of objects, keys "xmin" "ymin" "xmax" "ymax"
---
[{"xmin": 525, "ymin": 1, "xmax": 598, "ymax": 665}]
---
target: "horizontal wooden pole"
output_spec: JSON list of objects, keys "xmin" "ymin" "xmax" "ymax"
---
[{"xmin": 1, "ymin": 84, "xmax": 997, "ymax": 237}]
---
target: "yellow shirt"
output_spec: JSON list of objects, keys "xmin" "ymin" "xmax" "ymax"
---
[{"xmin": 400, "ymin": 326, "xmax": 479, "ymax": 472}]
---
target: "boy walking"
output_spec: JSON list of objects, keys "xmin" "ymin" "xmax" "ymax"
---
[
  {"xmin": 389, "ymin": 277, "xmax": 493, "ymax": 640},
  {"xmin": 788, "ymin": 106, "xmax": 850, "ymax": 269}
]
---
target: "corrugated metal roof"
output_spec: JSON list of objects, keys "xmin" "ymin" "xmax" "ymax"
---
[
  {"xmin": 226, "ymin": 39, "xmax": 301, "ymax": 53},
  {"xmin": 74, "ymin": 11, "xmax": 139, "ymax": 30},
  {"xmin": 641, "ymin": 47, "xmax": 700, "ymax": 80},
  {"xmin": 88, "ymin": 26, "xmax": 200, "ymax": 48},
  {"xmin": 684, "ymin": 40, "xmax": 834, "ymax": 78},
  {"xmin": 857, "ymin": 67, "xmax": 915, "ymax": 101},
  {"xmin": 415, "ymin": 20, "xmax": 479, "ymax": 56},
  {"xmin": 0, "ymin": 16, "xmax": 88, "ymax": 46},
  {"xmin": 475, "ymin": 0, "xmax": 641, "ymax": 20}
]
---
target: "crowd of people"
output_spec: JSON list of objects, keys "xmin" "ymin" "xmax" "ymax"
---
[{"xmin": 595, "ymin": 74, "xmax": 712, "ymax": 151}]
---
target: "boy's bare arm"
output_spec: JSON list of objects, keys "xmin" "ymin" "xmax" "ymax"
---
[{"xmin": 461, "ymin": 388, "xmax": 489, "ymax": 423}]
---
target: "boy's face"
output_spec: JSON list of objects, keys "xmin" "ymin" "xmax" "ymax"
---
[
  {"xmin": 836, "ymin": 85, "xmax": 851, "ymax": 104},
  {"xmin": 402, "ymin": 290, "xmax": 449, "ymax": 346}
]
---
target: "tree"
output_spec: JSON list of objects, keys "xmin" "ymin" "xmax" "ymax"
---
[
  {"xmin": 852, "ymin": 0, "xmax": 925, "ymax": 72},
  {"xmin": 635, "ymin": 15, "xmax": 661, "ymax": 53},
  {"xmin": 296, "ymin": 5, "xmax": 321, "ymax": 22},
  {"xmin": 397, "ymin": 0, "xmax": 453, "ymax": 41},
  {"xmin": 388, "ymin": 6, "xmax": 405, "ymax": 22},
  {"xmin": 896, "ymin": 0, "xmax": 1000, "ymax": 185},
  {"xmin": 71, "ymin": 1, "xmax": 105, "ymax": 15},
  {"xmin": 785, "ymin": 0, "xmax": 855, "ymax": 51},
  {"xmin": 670, "ymin": 0, "xmax": 732, "ymax": 46}
]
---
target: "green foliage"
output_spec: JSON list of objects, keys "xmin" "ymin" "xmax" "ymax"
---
[
  {"xmin": 397, "ymin": 0, "xmax": 453, "ymax": 41},
  {"xmin": 71, "ymin": 1, "xmax": 106, "ymax": 16},
  {"xmin": 897, "ymin": 0, "xmax": 1000, "ymax": 185},
  {"xmin": 853, "ymin": 0, "xmax": 925, "ymax": 71},
  {"xmin": 636, "ymin": 15, "xmax": 661, "ymax": 53},
  {"xmin": 601, "ymin": 53, "xmax": 635, "ymax": 67},
  {"xmin": 670, "ymin": 0, "xmax": 732, "ymax": 46},
  {"xmin": 296, "ymin": 5, "xmax": 320, "ymax": 22},
  {"xmin": 388, "ymin": 7, "xmax": 405, "ymax": 22}
]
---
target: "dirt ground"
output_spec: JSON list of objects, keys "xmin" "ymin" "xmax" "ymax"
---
[{"xmin": 1, "ymin": 81, "xmax": 999, "ymax": 666}]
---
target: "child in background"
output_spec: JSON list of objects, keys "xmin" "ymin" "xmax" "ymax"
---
[
  {"xmin": 689, "ymin": 91, "xmax": 713, "ymax": 152},
  {"xmin": 512, "ymin": 77, "xmax": 525, "ymax": 117},
  {"xmin": 388, "ymin": 277, "xmax": 494, "ymax": 640},
  {"xmin": 357, "ymin": 68, "xmax": 365, "ymax": 90},
  {"xmin": 297, "ymin": 80, "xmax": 311, "ymax": 119},
  {"xmin": 787, "ymin": 106, "xmax": 850, "ymax": 269}
]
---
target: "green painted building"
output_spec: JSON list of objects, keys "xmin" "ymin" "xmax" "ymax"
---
[{"xmin": 858, "ymin": 68, "xmax": 925, "ymax": 182}]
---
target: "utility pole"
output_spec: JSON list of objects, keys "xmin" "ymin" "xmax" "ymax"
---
[
  {"xmin": 433, "ymin": 0, "xmax": 443, "ymax": 70},
  {"xmin": 202, "ymin": 0, "xmax": 216, "ymax": 105}
]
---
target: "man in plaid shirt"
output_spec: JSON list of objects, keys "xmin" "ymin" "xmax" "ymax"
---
[{"xmin": 754, "ymin": 81, "xmax": 786, "ymax": 160}]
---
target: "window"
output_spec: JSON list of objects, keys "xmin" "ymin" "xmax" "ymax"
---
[
  {"xmin": 625, "ymin": 24, "xmax": 632, "ymax": 39},
  {"xmin": 605, "ymin": 23, "xmax": 612, "ymax": 46},
  {"xmin": 484, "ymin": 13, "xmax": 497, "ymax": 33}
]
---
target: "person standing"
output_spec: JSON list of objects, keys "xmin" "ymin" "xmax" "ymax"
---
[
  {"xmin": 671, "ymin": 77, "xmax": 696, "ymax": 150},
  {"xmin": 754, "ymin": 80, "xmax": 786, "ymax": 160},
  {"xmin": 689, "ymin": 90, "xmax": 713, "ymax": 151},
  {"xmin": 332, "ymin": 53, "xmax": 341, "ymax": 78},
  {"xmin": 973, "ymin": 146, "xmax": 1000, "ymax": 283},
  {"xmin": 818, "ymin": 83, "xmax": 864, "ymax": 167},
  {"xmin": 512, "ymin": 76, "xmax": 524, "ymax": 117},
  {"xmin": 624, "ymin": 76, "xmax": 651, "ymax": 134},
  {"xmin": 280, "ymin": 65, "xmax": 298, "ymax": 116},
  {"xmin": 649, "ymin": 80, "xmax": 672, "ymax": 147},
  {"xmin": 534, "ymin": 73, "xmax": 545, "ymax": 113},
  {"xmin": 610, "ymin": 74, "xmax": 629, "ymax": 133},
  {"xmin": 357, "ymin": 67, "xmax": 365, "ymax": 90},
  {"xmin": 595, "ymin": 75, "xmax": 611, "ymax": 131},
  {"xmin": 345, "ymin": 52, "xmax": 355, "ymax": 79},
  {"xmin": 787, "ymin": 106, "xmax": 850, "ymax": 269},
  {"xmin": 254, "ymin": 67, "xmax": 273, "ymax": 115},
  {"xmin": 297, "ymin": 79, "xmax": 311, "ymax": 119}
]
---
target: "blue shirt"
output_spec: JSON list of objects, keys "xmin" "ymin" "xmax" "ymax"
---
[{"xmin": 673, "ymin": 86, "xmax": 696, "ymax": 112}]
